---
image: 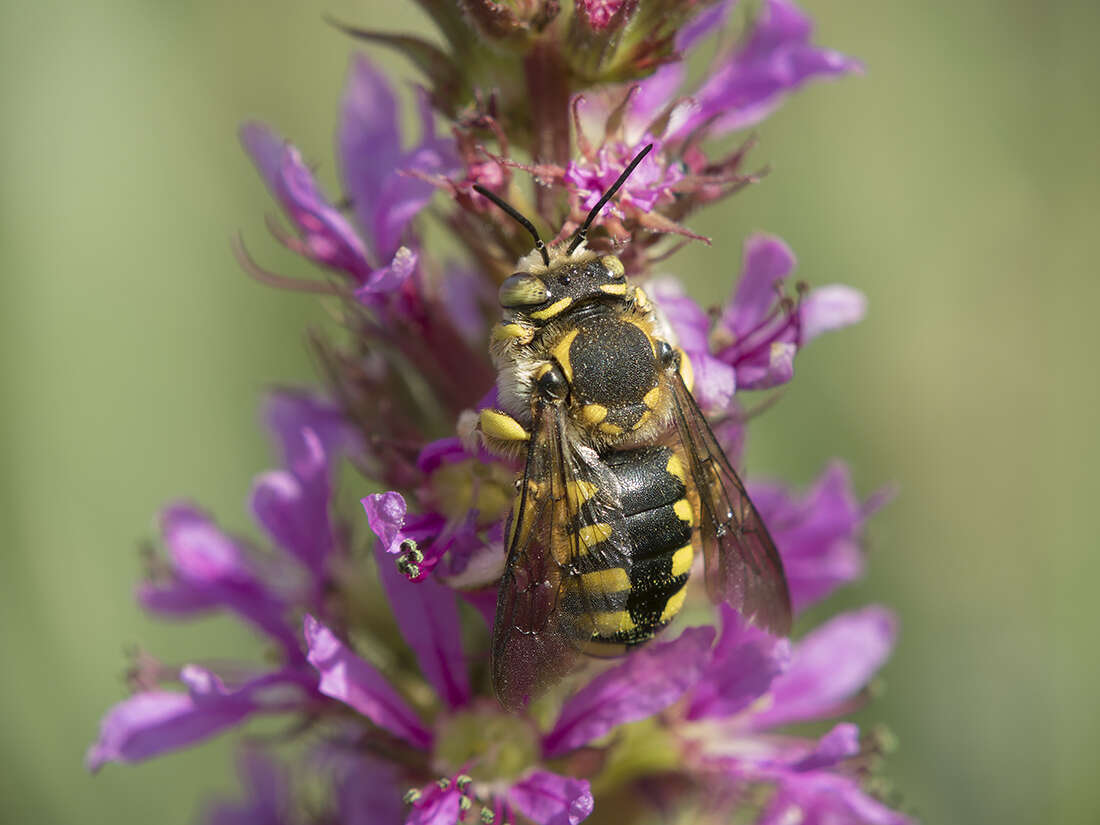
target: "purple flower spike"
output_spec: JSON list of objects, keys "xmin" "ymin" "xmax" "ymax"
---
[
  {"xmin": 304, "ymin": 615, "xmax": 432, "ymax": 748},
  {"xmin": 676, "ymin": 0, "xmax": 863, "ymax": 138},
  {"xmin": 543, "ymin": 626, "xmax": 715, "ymax": 757},
  {"xmin": 720, "ymin": 234, "xmax": 797, "ymax": 343},
  {"xmin": 240, "ymin": 122, "xmax": 371, "ymax": 281},
  {"xmin": 687, "ymin": 604, "xmax": 789, "ymax": 721},
  {"xmin": 751, "ymin": 462, "xmax": 875, "ymax": 611},
  {"xmin": 507, "ymin": 771, "xmax": 595, "ymax": 825},
  {"xmin": 753, "ymin": 606, "xmax": 897, "ymax": 729},
  {"xmin": 251, "ymin": 429, "xmax": 334, "ymax": 585}
]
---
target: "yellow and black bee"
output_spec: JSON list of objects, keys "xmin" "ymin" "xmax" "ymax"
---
[{"xmin": 474, "ymin": 146, "xmax": 792, "ymax": 711}]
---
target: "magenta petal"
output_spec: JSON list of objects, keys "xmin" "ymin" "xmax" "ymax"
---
[
  {"xmin": 251, "ymin": 430, "xmax": 333, "ymax": 580},
  {"xmin": 750, "ymin": 462, "xmax": 869, "ymax": 612},
  {"xmin": 543, "ymin": 626, "xmax": 715, "ymax": 757},
  {"xmin": 650, "ymin": 278, "xmax": 710, "ymax": 354},
  {"xmin": 506, "ymin": 771, "xmax": 594, "ymax": 825},
  {"xmin": 761, "ymin": 772, "xmax": 913, "ymax": 825},
  {"xmin": 752, "ymin": 606, "xmax": 897, "ymax": 729},
  {"xmin": 240, "ymin": 121, "xmax": 371, "ymax": 280},
  {"xmin": 355, "ymin": 247, "xmax": 418, "ymax": 308},
  {"xmin": 687, "ymin": 604, "xmax": 789, "ymax": 720},
  {"xmin": 205, "ymin": 750, "xmax": 290, "ymax": 825},
  {"xmin": 339, "ymin": 55, "xmax": 401, "ymax": 258},
  {"xmin": 264, "ymin": 389, "xmax": 360, "ymax": 471},
  {"xmin": 790, "ymin": 723, "xmax": 861, "ymax": 772},
  {"xmin": 338, "ymin": 756, "xmax": 406, "ymax": 825},
  {"xmin": 85, "ymin": 666, "xmax": 287, "ymax": 772},
  {"xmin": 734, "ymin": 341, "xmax": 796, "ymax": 390},
  {"xmin": 407, "ymin": 789, "xmax": 461, "ymax": 825},
  {"xmin": 303, "ymin": 615, "xmax": 431, "ymax": 748},
  {"xmin": 722, "ymin": 234, "xmax": 797, "ymax": 338},
  {"xmin": 374, "ymin": 543, "xmax": 471, "ymax": 709},
  {"xmin": 800, "ymin": 285, "xmax": 867, "ymax": 342},
  {"xmin": 362, "ymin": 491, "xmax": 408, "ymax": 555}
]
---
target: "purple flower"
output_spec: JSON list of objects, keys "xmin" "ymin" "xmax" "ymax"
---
[
  {"xmin": 673, "ymin": 0, "xmax": 864, "ymax": 138},
  {"xmin": 203, "ymin": 751, "xmax": 293, "ymax": 825},
  {"xmin": 86, "ymin": 668, "xmax": 316, "ymax": 773},
  {"xmin": 752, "ymin": 462, "xmax": 888, "ymax": 612}
]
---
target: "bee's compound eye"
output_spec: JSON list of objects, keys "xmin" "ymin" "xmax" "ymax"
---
[
  {"xmin": 499, "ymin": 273, "xmax": 548, "ymax": 308},
  {"xmin": 656, "ymin": 340, "xmax": 677, "ymax": 368},
  {"xmin": 536, "ymin": 363, "xmax": 568, "ymax": 401},
  {"xmin": 600, "ymin": 255, "xmax": 625, "ymax": 279}
]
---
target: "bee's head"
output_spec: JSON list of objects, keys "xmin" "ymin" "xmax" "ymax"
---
[
  {"xmin": 497, "ymin": 250, "xmax": 627, "ymax": 324},
  {"xmin": 475, "ymin": 144, "xmax": 651, "ymax": 325}
]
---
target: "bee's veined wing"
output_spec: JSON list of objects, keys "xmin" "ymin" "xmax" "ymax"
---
[
  {"xmin": 490, "ymin": 399, "xmax": 633, "ymax": 711},
  {"xmin": 665, "ymin": 369, "xmax": 793, "ymax": 636}
]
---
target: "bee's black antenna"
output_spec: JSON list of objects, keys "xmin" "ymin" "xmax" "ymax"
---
[
  {"xmin": 473, "ymin": 185, "xmax": 550, "ymax": 266},
  {"xmin": 567, "ymin": 143, "xmax": 653, "ymax": 255}
]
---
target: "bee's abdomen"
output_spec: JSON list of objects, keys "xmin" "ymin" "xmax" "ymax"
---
[{"xmin": 566, "ymin": 446, "xmax": 696, "ymax": 655}]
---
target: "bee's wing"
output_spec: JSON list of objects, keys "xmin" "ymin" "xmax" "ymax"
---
[
  {"xmin": 491, "ymin": 399, "xmax": 633, "ymax": 711},
  {"xmin": 665, "ymin": 369, "xmax": 793, "ymax": 636}
]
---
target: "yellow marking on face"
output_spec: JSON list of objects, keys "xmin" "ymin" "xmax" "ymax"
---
[
  {"xmin": 673, "ymin": 498, "xmax": 694, "ymax": 527},
  {"xmin": 551, "ymin": 328, "xmax": 579, "ymax": 382},
  {"xmin": 599, "ymin": 283, "xmax": 628, "ymax": 296},
  {"xmin": 535, "ymin": 363, "xmax": 554, "ymax": 381},
  {"xmin": 670, "ymin": 544, "xmax": 695, "ymax": 577},
  {"xmin": 598, "ymin": 421, "xmax": 624, "ymax": 436},
  {"xmin": 530, "ymin": 296, "xmax": 573, "ymax": 320},
  {"xmin": 666, "ymin": 453, "xmax": 686, "ymax": 483},
  {"xmin": 566, "ymin": 480, "xmax": 599, "ymax": 510},
  {"xmin": 492, "ymin": 322, "xmax": 533, "ymax": 344},
  {"xmin": 578, "ymin": 523, "xmax": 613, "ymax": 549},
  {"xmin": 678, "ymin": 348, "xmax": 694, "ymax": 393},
  {"xmin": 659, "ymin": 587, "xmax": 688, "ymax": 623},
  {"xmin": 580, "ymin": 567, "xmax": 631, "ymax": 593},
  {"xmin": 592, "ymin": 610, "xmax": 637, "ymax": 636},
  {"xmin": 643, "ymin": 386, "xmax": 661, "ymax": 409},
  {"xmin": 633, "ymin": 287, "xmax": 650, "ymax": 310},
  {"xmin": 581, "ymin": 403, "xmax": 608, "ymax": 425},
  {"xmin": 601, "ymin": 255, "xmax": 625, "ymax": 278},
  {"xmin": 479, "ymin": 409, "xmax": 529, "ymax": 441},
  {"xmin": 631, "ymin": 410, "xmax": 651, "ymax": 430}
]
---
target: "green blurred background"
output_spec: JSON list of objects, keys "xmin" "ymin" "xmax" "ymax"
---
[{"xmin": 2, "ymin": 1, "xmax": 1096, "ymax": 823}]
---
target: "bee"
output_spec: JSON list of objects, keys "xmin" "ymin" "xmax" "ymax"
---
[{"xmin": 474, "ymin": 146, "xmax": 792, "ymax": 711}]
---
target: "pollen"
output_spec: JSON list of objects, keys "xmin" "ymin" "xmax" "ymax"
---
[
  {"xmin": 480, "ymin": 409, "xmax": 529, "ymax": 441},
  {"xmin": 581, "ymin": 403, "xmax": 608, "ymax": 425}
]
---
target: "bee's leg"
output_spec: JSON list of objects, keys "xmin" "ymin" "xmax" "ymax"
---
[{"xmin": 477, "ymin": 408, "xmax": 531, "ymax": 454}]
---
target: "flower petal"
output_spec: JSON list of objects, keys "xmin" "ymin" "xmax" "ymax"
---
[
  {"xmin": 251, "ymin": 429, "xmax": 334, "ymax": 581},
  {"xmin": 800, "ymin": 284, "xmax": 867, "ymax": 342},
  {"xmin": 264, "ymin": 389, "xmax": 359, "ymax": 471},
  {"xmin": 790, "ymin": 722, "xmax": 861, "ymax": 772},
  {"xmin": 362, "ymin": 491, "xmax": 408, "ymax": 556},
  {"xmin": 303, "ymin": 615, "xmax": 431, "ymax": 748},
  {"xmin": 338, "ymin": 755, "xmax": 407, "ymax": 825},
  {"xmin": 750, "ymin": 462, "xmax": 869, "ymax": 611},
  {"xmin": 761, "ymin": 771, "xmax": 913, "ymax": 825},
  {"xmin": 339, "ymin": 55, "xmax": 401, "ymax": 259},
  {"xmin": 506, "ymin": 771, "xmax": 594, "ymax": 825},
  {"xmin": 240, "ymin": 121, "xmax": 371, "ymax": 279},
  {"xmin": 374, "ymin": 542, "xmax": 471, "ymax": 709},
  {"xmin": 543, "ymin": 626, "xmax": 715, "ymax": 757},
  {"xmin": 687, "ymin": 604, "xmax": 789, "ymax": 720},
  {"xmin": 86, "ymin": 667, "xmax": 302, "ymax": 772},
  {"xmin": 752, "ymin": 606, "xmax": 896, "ymax": 729},
  {"xmin": 722, "ymin": 234, "xmax": 797, "ymax": 339},
  {"xmin": 674, "ymin": 0, "xmax": 863, "ymax": 138},
  {"xmin": 204, "ymin": 750, "xmax": 290, "ymax": 825}
]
